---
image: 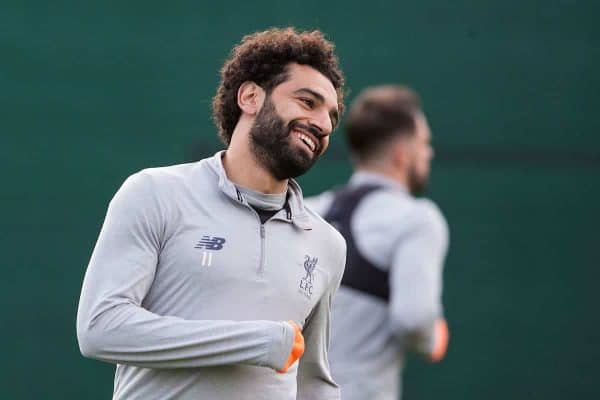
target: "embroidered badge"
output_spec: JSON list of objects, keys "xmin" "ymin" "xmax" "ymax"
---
[{"xmin": 299, "ymin": 255, "xmax": 318, "ymax": 299}]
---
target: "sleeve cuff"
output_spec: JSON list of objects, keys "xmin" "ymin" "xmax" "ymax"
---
[{"xmin": 264, "ymin": 321, "xmax": 295, "ymax": 370}]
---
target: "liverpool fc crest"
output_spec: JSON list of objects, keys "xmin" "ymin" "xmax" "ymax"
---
[{"xmin": 299, "ymin": 255, "xmax": 318, "ymax": 299}]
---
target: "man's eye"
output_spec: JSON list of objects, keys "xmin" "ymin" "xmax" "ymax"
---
[{"xmin": 300, "ymin": 98, "xmax": 314, "ymax": 108}]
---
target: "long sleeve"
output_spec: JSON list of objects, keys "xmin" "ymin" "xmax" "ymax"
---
[
  {"xmin": 296, "ymin": 247, "xmax": 345, "ymax": 400},
  {"xmin": 76, "ymin": 172, "xmax": 294, "ymax": 370},
  {"xmin": 388, "ymin": 201, "xmax": 449, "ymax": 355}
]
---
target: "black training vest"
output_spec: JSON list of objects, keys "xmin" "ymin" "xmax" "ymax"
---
[{"xmin": 323, "ymin": 184, "xmax": 390, "ymax": 301}]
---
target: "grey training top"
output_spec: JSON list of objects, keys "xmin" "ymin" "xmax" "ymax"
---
[
  {"xmin": 76, "ymin": 151, "xmax": 346, "ymax": 400},
  {"xmin": 305, "ymin": 171, "xmax": 449, "ymax": 400}
]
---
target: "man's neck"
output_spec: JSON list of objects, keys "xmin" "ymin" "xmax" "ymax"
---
[
  {"xmin": 222, "ymin": 129, "xmax": 288, "ymax": 195},
  {"xmin": 355, "ymin": 164, "xmax": 408, "ymax": 188}
]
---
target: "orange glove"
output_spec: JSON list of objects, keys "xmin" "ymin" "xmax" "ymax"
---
[
  {"xmin": 429, "ymin": 318, "xmax": 449, "ymax": 362},
  {"xmin": 277, "ymin": 321, "xmax": 305, "ymax": 373}
]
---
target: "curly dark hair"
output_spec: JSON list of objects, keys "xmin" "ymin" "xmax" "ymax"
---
[{"xmin": 212, "ymin": 27, "xmax": 345, "ymax": 145}]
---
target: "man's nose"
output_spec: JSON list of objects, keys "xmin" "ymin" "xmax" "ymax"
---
[
  {"xmin": 306, "ymin": 121, "xmax": 326, "ymax": 138},
  {"xmin": 311, "ymin": 110, "xmax": 332, "ymax": 134}
]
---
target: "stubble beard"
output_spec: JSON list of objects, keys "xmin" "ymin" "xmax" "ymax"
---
[
  {"xmin": 249, "ymin": 97, "xmax": 318, "ymax": 180},
  {"xmin": 407, "ymin": 163, "xmax": 429, "ymax": 196}
]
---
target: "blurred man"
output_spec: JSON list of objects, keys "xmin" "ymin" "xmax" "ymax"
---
[
  {"xmin": 77, "ymin": 28, "xmax": 347, "ymax": 400},
  {"xmin": 306, "ymin": 85, "xmax": 449, "ymax": 400}
]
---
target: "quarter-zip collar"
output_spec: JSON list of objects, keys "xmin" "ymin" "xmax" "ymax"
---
[
  {"xmin": 208, "ymin": 151, "xmax": 312, "ymax": 230},
  {"xmin": 235, "ymin": 184, "xmax": 286, "ymax": 211}
]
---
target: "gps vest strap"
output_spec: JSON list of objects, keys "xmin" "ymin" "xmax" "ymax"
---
[{"xmin": 324, "ymin": 184, "xmax": 390, "ymax": 302}]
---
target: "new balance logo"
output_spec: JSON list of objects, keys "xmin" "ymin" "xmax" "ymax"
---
[
  {"xmin": 194, "ymin": 235, "xmax": 226, "ymax": 267},
  {"xmin": 194, "ymin": 236, "xmax": 226, "ymax": 250}
]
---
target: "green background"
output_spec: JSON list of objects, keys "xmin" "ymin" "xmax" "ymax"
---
[{"xmin": 2, "ymin": 1, "xmax": 598, "ymax": 398}]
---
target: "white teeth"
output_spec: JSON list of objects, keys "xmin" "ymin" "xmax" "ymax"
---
[{"xmin": 299, "ymin": 133, "xmax": 316, "ymax": 152}]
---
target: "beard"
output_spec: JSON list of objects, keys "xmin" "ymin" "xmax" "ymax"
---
[
  {"xmin": 407, "ymin": 163, "xmax": 429, "ymax": 196},
  {"xmin": 248, "ymin": 97, "xmax": 320, "ymax": 180}
]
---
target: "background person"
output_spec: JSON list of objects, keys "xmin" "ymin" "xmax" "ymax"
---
[{"xmin": 307, "ymin": 85, "xmax": 449, "ymax": 400}]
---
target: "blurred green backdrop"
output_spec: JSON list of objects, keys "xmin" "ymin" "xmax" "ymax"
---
[{"xmin": 2, "ymin": 1, "xmax": 599, "ymax": 399}]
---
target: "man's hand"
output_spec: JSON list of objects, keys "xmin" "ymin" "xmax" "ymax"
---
[
  {"xmin": 429, "ymin": 318, "xmax": 449, "ymax": 362},
  {"xmin": 278, "ymin": 321, "xmax": 305, "ymax": 373}
]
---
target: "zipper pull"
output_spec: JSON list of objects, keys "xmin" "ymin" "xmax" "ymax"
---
[{"xmin": 260, "ymin": 225, "xmax": 265, "ymax": 238}]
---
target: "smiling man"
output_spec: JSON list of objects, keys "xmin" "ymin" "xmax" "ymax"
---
[{"xmin": 77, "ymin": 28, "xmax": 346, "ymax": 400}]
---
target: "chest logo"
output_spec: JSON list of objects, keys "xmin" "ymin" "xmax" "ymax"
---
[
  {"xmin": 194, "ymin": 236, "xmax": 226, "ymax": 266},
  {"xmin": 299, "ymin": 255, "xmax": 318, "ymax": 299},
  {"xmin": 195, "ymin": 236, "xmax": 226, "ymax": 250}
]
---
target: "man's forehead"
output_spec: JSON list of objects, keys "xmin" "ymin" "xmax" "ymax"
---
[{"xmin": 278, "ymin": 64, "xmax": 338, "ymax": 109}]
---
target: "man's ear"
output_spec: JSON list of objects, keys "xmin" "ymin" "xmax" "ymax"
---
[
  {"xmin": 390, "ymin": 138, "xmax": 411, "ymax": 169},
  {"xmin": 237, "ymin": 81, "xmax": 266, "ymax": 116}
]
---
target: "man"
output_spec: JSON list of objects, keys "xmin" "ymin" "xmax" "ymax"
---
[
  {"xmin": 306, "ymin": 85, "xmax": 449, "ymax": 400},
  {"xmin": 77, "ymin": 27, "xmax": 346, "ymax": 400}
]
